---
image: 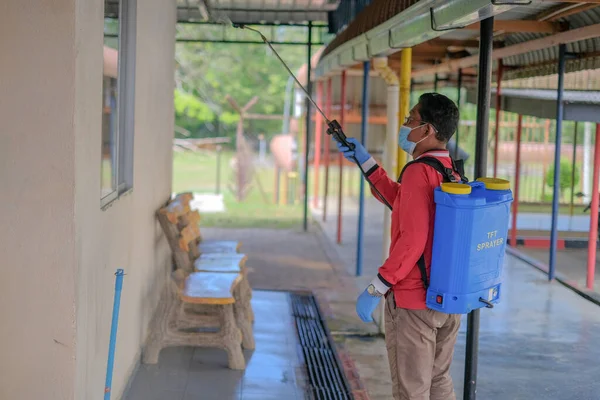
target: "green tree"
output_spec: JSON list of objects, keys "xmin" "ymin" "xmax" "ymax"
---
[
  {"xmin": 173, "ymin": 24, "xmax": 313, "ymax": 139},
  {"xmin": 545, "ymin": 159, "xmax": 580, "ymax": 200}
]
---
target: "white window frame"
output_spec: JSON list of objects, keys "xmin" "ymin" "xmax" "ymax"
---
[{"xmin": 101, "ymin": 0, "xmax": 136, "ymax": 209}]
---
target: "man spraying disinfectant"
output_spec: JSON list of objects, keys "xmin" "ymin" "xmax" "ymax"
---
[
  {"xmin": 336, "ymin": 93, "xmax": 512, "ymax": 400},
  {"xmin": 227, "ymin": 23, "xmax": 511, "ymax": 400}
]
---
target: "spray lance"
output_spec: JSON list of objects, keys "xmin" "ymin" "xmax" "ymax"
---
[{"xmin": 233, "ymin": 24, "xmax": 393, "ymax": 211}]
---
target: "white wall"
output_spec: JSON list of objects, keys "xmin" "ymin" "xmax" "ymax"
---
[
  {"xmin": 0, "ymin": 1, "xmax": 78, "ymax": 399},
  {"xmin": 73, "ymin": 1, "xmax": 176, "ymax": 400},
  {"xmin": 0, "ymin": 0, "xmax": 176, "ymax": 399}
]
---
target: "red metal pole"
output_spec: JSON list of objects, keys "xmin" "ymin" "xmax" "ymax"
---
[
  {"xmin": 323, "ymin": 78, "xmax": 332, "ymax": 222},
  {"xmin": 313, "ymin": 81, "xmax": 324, "ymax": 208},
  {"xmin": 493, "ymin": 59, "xmax": 503, "ymax": 178},
  {"xmin": 511, "ymin": 114, "xmax": 523, "ymax": 248},
  {"xmin": 337, "ymin": 71, "xmax": 347, "ymax": 244},
  {"xmin": 586, "ymin": 123, "xmax": 600, "ymax": 290}
]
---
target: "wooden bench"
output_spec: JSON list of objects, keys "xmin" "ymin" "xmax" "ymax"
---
[
  {"xmin": 179, "ymin": 224, "xmax": 254, "ymax": 324},
  {"xmin": 143, "ymin": 269, "xmax": 250, "ymax": 370},
  {"xmin": 167, "ymin": 196, "xmax": 254, "ymax": 323},
  {"xmin": 145, "ymin": 199, "xmax": 255, "ymax": 369}
]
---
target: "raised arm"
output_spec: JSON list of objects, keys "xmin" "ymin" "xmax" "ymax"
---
[{"xmin": 336, "ymin": 138, "xmax": 401, "ymax": 207}]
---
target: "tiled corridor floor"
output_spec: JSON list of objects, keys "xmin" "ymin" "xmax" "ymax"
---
[{"xmin": 125, "ymin": 291, "xmax": 307, "ymax": 400}]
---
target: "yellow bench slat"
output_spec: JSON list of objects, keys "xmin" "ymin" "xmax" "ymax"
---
[{"xmin": 180, "ymin": 272, "xmax": 241, "ymax": 305}]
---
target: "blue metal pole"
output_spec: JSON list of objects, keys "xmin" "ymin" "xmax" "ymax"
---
[
  {"xmin": 356, "ymin": 60, "xmax": 370, "ymax": 277},
  {"xmin": 104, "ymin": 269, "xmax": 125, "ymax": 400},
  {"xmin": 549, "ymin": 44, "xmax": 566, "ymax": 281}
]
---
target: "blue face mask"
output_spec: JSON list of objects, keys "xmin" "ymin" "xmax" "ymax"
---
[{"xmin": 398, "ymin": 124, "xmax": 429, "ymax": 156}]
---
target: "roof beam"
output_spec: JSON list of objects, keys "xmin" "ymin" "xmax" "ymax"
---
[
  {"xmin": 412, "ymin": 23, "xmax": 600, "ymax": 78},
  {"xmin": 538, "ymin": 3, "xmax": 599, "ymax": 22},
  {"xmin": 464, "ymin": 20, "xmax": 564, "ymax": 34}
]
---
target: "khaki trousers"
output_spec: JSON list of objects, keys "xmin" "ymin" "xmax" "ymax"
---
[{"xmin": 384, "ymin": 294, "xmax": 461, "ymax": 400}]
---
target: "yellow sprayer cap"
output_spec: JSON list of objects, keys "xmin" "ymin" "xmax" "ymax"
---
[
  {"xmin": 441, "ymin": 183, "xmax": 472, "ymax": 195},
  {"xmin": 476, "ymin": 177, "xmax": 510, "ymax": 191}
]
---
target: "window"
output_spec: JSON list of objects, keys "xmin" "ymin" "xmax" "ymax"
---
[{"xmin": 102, "ymin": 0, "xmax": 136, "ymax": 207}]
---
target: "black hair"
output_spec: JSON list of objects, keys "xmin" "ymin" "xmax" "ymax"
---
[{"xmin": 418, "ymin": 93, "xmax": 459, "ymax": 143}]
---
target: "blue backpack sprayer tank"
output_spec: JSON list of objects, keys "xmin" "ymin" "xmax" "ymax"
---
[
  {"xmin": 428, "ymin": 179, "xmax": 513, "ymax": 313},
  {"xmin": 234, "ymin": 24, "xmax": 513, "ymax": 314}
]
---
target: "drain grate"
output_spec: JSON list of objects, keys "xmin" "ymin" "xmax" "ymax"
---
[{"xmin": 290, "ymin": 293, "xmax": 353, "ymax": 400}]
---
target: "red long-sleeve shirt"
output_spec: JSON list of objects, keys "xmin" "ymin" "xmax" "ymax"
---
[{"xmin": 362, "ymin": 150, "xmax": 460, "ymax": 310}]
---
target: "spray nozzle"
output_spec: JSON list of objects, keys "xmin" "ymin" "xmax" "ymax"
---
[{"xmin": 326, "ymin": 120, "xmax": 355, "ymax": 150}]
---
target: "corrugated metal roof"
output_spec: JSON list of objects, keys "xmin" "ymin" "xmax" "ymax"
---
[
  {"xmin": 176, "ymin": 0, "xmax": 340, "ymax": 24},
  {"xmin": 436, "ymin": 1, "xmax": 561, "ymax": 43},
  {"xmin": 315, "ymin": 0, "xmax": 517, "ymax": 77},
  {"xmin": 314, "ymin": 0, "xmax": 600, "ymax": 80},
  {"xmin": 443, "ymin": 4, "xmax": 600, "ymax": 80},
  {"xmin": 321, "ymin": 0, "xmax": 418, "ymax": 58},
  {"xmin": 495, "ymin": 88, "xmax": 600, "ymax": 104},
  {"xmin": 503, "ymin": 7, "xmax": 600, "ymax": 68},
  {"xmin": 504, "ymin": 68, "xmax": 600, "ymax": 91}
]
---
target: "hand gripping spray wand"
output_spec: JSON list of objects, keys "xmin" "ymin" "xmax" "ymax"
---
[{"xmin": 233, "ymin": 24, "xmax": 392, "ymax": 211}]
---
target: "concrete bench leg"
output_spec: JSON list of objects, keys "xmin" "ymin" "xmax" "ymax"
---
[
  {"xmin": 220, "ymin": 304, "xmax": 245, "ymax": 370},
  {"xmin": 240, "ymin": 277, "xmax": 255, "ymax": 324},
  {"xmin": 142, "ymin": 285, "xmax": 246, "ymax": 370},
  {"xmin": 234, "ymin": 298, "xmax": 255, "ymax": 350}
]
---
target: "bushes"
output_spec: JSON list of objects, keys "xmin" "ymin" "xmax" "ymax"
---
[{"xmin": 544, "ymin": 159, "xmax": 580, "ymax": 201}]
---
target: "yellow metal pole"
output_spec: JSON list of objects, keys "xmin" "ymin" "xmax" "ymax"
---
[{"xmin": 397, "ymin": 48, "xmax": 412, "ymax": 176}]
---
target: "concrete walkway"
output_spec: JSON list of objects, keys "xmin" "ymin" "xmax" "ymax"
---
[
  {"xmin": 124, "ymin": 226, "xmax": 377, "ymax": 400},
  {"xmin": 124, "ymin": 206, "xmax": 600, "ymax": 399},
  {"xmin": 521, "ymin": 247, "xmax": 600, "ymax": 291},
  {"xmin": 312, "ymin": 196, "xmax": 600, "ymax": 400}
]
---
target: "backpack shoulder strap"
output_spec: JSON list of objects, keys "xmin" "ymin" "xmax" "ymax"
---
[
  {"xmin": 396, "ymin": 155, "xmax": 468, "ymax": 290},
  {"xmin": 397, "ymin": 156, "xmax": 458, "ymax": 184},
  {"xmin": 451, "ymin": 158, "xmax": 469, "ymax": 183}
]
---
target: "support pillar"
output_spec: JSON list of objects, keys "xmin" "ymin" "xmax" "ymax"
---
[
  {"xmin": 583, "ymin": 122, "xmax": 593, "ymax": 203},
  {"xmin": 356, "ymin": 61, "xmax": 370, "ymax": 276},
  {"xmin": 323, "ymin": 78, "xmax": 332, "ymax": 221},
  {"xmin": 570, "ymin": 122, "xmax": 579, "ymax": 217},
  {"xmin": 455, "ymin": 69, "xmax": 463, "ymax": 159},
  {"xmin": 511, "ymin": 115, "xmax": 523, "ymax": 248},
  {"xmin": 397, "ymin": 48, "xmax": 412, "ymax": 176},
  {"xmin": 313, "ymin": 80, "xmax": 324, "ymax": 209},
  {"xmin": 336, "ymin": 70, "xmax": 347, "ymax": 244},
  {"xmin": 464, "ymin": 16, "xmax": 493, "ymax": 400},
  {"xmin": 493, "ymin": 60, "xmax": 503, "ymax": 178},
  {"xmin": 302, "ymin": 21, "xmax": 313, "ymax": 232},
  {"xmin": 587, "ymin": 123, "xmax": 600, "ymax": 290},
  {"xmin": 549, "ymin": 43, "xmax": 567, "ymax": 281}
]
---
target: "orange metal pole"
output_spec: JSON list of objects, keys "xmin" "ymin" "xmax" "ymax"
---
[
  {"xmin": 586, "ymin": 123, "xmax": 600, "ymax": 290},
  {"xmin": 337, "ymin": 71, "xmax": 347, "ymax": 244},
  {"xmin": 313, "ymin": 81, "xmax": 324, "ymax": 208},
  {"xmin": 511, "ymin": 114, "xmax": 523, "ymax": 247},
  {"xmin": 323, "ymin": 78, "xmax": 332, "ymax": 221}
]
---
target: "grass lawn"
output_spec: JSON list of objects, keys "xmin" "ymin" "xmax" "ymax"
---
[
  {"xmin": 519, "ymin": 203, "xmax": 587, "ymax": 216},
  {"xmin": 171, "ymin": 150, "xmax": 588, "ymax": 229},
  {"xmin": 172, "ymin": 151, "xmax": 303, "ymax": 229}
]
